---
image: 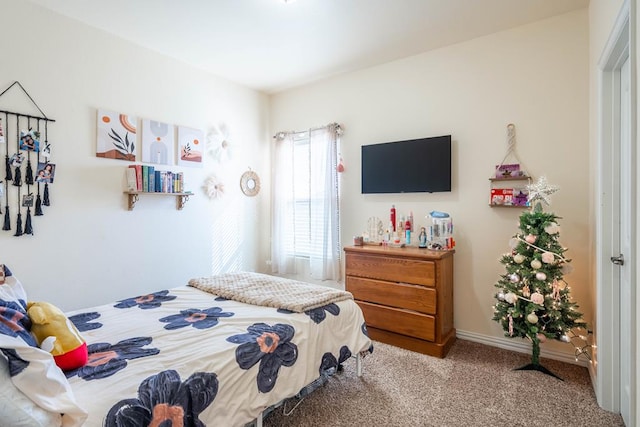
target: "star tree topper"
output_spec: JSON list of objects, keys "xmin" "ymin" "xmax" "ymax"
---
[{"xmin": 527, "ymin": 176, "xmax": 559, "ymax": 207}]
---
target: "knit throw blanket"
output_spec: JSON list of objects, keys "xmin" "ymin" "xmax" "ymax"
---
[{"xmin": 188, "ymin": 271, "xmax": 353, "ymax": 313}]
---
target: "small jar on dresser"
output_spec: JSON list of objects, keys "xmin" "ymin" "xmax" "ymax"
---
[{"xmin": 344, "ymin": 245, "xmax": 455, "ymax": 358}]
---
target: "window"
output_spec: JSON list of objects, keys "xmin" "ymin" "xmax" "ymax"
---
[{"xmin": 271, "ymin": 124, "xmax": 342, "ymax": 281}]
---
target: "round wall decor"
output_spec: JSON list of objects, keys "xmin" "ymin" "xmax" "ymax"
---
[{"xmin": 240, "ymin": 169, "xmax": 260, "ymax": 197}]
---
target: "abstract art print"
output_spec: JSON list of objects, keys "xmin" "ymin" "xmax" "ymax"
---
[
  {"xmin": 142, "ymin": 119, "xmax": 175, "ymax": 165},
  {"xmin": 177, "ymin": 126, "xmax": 204, "ymax": 168},
  {"xmin": 97, "ymin": 109, "xmax": 137, "ymax": 161}
]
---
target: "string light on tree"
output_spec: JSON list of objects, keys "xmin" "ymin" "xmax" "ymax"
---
[{"xmin": 492, "ymin": 177, "xmax": 587, "ymax": 379}]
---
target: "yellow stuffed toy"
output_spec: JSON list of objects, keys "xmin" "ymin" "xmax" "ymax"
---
[{"xmin": 27, "ymin": 301, "xmax": 88, "ymax": 371}]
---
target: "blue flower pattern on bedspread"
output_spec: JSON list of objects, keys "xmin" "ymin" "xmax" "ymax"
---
[
  {"xmin": 305, "ymin": 303, "xmax": 340, "ymax": 324},
  {"xmin": 276, "ymin": 303, "xmax": 341, "ymax": 323},
  {"xmin": 105, "ymin": 369, "xmax": 218, "ymax": 427},
  {"xmin": 69, "ymin": 311, "xmax": 102, "ymax": 332},
  {"xmin": 320, "ymin": 345, "xmax": 352, "ymax": 375},
  {"xmin": 0, "ymin": 299, "xmax": 36, "ymax": 346},
  {"xmin": 227, "ymin": 323, "xmax": 298, "ymax": 393},
  {"xmin": 114, "ymin": 290, "xmax": 176, "ymax": 310},
  {"xmin": 65, "ymin": 337, "xmax": 159, "ymax": 380},
  {"xmin": 159, "ymin": 307, "xmax": 234, "ymax": 330}
]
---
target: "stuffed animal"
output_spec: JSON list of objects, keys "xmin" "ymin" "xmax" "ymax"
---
[{"xmin": 27, "ymin": 301, "xmax": 88, "ymax": 371}]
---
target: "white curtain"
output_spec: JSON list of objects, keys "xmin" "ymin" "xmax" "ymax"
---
[
  {"xmin": 271, "ymin": 132, "xmax": 296, "ymax": 274},
  {"xmin": 271, "ymin": 124, "xmax": 341, "ymax": 281}
]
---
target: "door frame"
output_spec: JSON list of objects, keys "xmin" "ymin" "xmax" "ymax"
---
[{"xmin": 595, "ymin": 0, "xmax": 637, "ymax": 421}]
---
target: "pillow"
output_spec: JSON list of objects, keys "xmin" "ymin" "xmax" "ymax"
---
[
  {"xmin": 0, "ymin": 275, "xmax": 88, "ymax": 427},
  {"xmin": 0, "ymin": 353, "xmax": 62, "ymax": 426}
]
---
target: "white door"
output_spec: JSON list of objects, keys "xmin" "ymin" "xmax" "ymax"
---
[{"xmin": 617, "ymin": 55, "xmax": 631, "ymax": 427}]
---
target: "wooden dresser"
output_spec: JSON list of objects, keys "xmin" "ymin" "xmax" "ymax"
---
[{"xmin": 344, "ymin": 245, "xmax": 455, "ymax": 358}]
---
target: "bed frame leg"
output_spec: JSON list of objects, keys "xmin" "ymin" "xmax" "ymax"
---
[{"xmin": 356, "ymin": 352, "xmax": 363, "ymax": 377}]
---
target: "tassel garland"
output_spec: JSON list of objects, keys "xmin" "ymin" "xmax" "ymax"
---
[
  {"xmin": 35, "ymin": 193, "xmax": 43, "ymax": 216},
  {"xmin": 43, "ymin": 183, "xmax": 50, "ymax": 206},
  {"xmin": 25, "ymin": 160, "xmax": 33, "ymax": 185},
  {"xmin": 2, "ymin": 206, "xmax": 9, "ymax": 231},
  {"xmin": 14, "ymin": 211, "xmax": 22, "ymax": 236},
  {"xmin": 4, "ymin": 156, "xmax": 11, "ymax": 181},
  {"xmin": 12, "ymin": 166, "xmax": 21, "ymax": 187},
  {"xmin": 24, "ymin": 208, "xmax": 32, "ymax": 235}
]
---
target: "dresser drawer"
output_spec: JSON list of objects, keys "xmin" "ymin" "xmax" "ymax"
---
[
  {"xmin": 345, "ymin": 253, "xmax": 435, "ymax": 286},
  {"xmin": 346, "ymin": 276, "xmax": 436, "ymax": 315},
  {"xmin": 357, "ymin": 301, "xmax": 435, "ymax": 342}
]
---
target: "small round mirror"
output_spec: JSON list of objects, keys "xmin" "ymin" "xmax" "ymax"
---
[{"xmin": 240, "ymin": 169, "xmax": 260, "ymax": 197}]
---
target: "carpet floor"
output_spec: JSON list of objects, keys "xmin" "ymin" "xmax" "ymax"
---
[{"xmin": 263, "ymin": 339, "xmax": 624, "ymax": 427}]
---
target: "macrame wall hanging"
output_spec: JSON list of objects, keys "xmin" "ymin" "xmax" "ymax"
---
[{"xmin": 0, "ymin": 81, "xmax": 56, "ymax": 237}]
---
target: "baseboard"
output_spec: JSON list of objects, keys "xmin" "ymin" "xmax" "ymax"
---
[{"xmin": 456, "ymin": 329, "xmax": 590, "ymax": 368}]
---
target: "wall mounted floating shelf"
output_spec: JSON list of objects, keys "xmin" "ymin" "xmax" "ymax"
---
[{"xmin": 124, "ymin": 191, "xmax": 193, "ymax": 211}]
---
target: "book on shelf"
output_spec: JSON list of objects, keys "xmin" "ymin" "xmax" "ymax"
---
[
  {"xmin": 126, "ymin": 165, "xmax": 188, "ymax": 194},
  {"xmin": 490, "ymin": 188, "xmax": 514, "ymax": 205},
  {"xmin": 128, "ymin": 164, "xmax": 142, "ymax": 191},
  {"xmin": 494, "ymin": 163, "xmax": 526, "ymax": 179},
  {"xmin": 148, "ymin": 166, "xmax": 155, "ymax": 193},
  {"xmin": 142, "ymin": 165, "xmax": 149, "ymax": 192},
  {"xmin": 490, "ymin": 188, "xmax": 530, "ymax": 206},
  {"xmin": 125, "ymin": 167, "xmax": 137, "ymax": 192}
]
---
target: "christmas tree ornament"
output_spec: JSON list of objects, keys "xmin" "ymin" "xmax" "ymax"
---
[
  {"xmin": 526, "ymin": 175, "xmax": 559, "ymax": 207},
  {"xmin": 496, "ymin": 292, "xmax": 505, "ymax": 301},
  {"xmin": 525, "ymin": 234, "xmax": 537, "ymax": 244},
  {"xmin": 513, "ymin": 253, "xmax": 525, "ymax": 264},
  {"xmin": 527, "ymin": 313, "xmax": 539, "ymax": 324},
  {"xmin": 536, "ymin": 272, "xmax": 547, "ymax": 281},
  {"xmin": 509, "ymin": 274, "xmax": 519, "ymax": 283},
  {"xmin": 509, "ymin": 238, "xmax": 519, "ymax": 249},
  {"xmin": 530, "ymin": 259, "xmax": 542, "ymax": 269},
  {"xmin": 536, "ymin": 333, "xmax": 547, "ymax": 343},
  {"xmin": 560, "ymin": 334, "xmax": 570, "ymax": 343},
  {"xmin": 541, "ymin": 252, "xmax": 555, "ymax": 264},
  {"xmin": 561, "ymin": 264, "xmax": 574, "ymax": 275},
  {"xmin": 522, "ymin": 284, "xmax": 531, "ymax": 297},
  {"xmin": 504, "ymin": 292, "xmax": 518, "ymax": 304},
  {"xmin": 531, "ymin": 292, "xmax": 544, "ymax": 305},
  {"xmin": 544, "ymin": 222, "xmax": 560, "ymax": 234}
]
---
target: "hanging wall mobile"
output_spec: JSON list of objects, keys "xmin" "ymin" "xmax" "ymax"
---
[{"xmin": 0, "ymin": 81, "xmax": 56, "ymax": 236}]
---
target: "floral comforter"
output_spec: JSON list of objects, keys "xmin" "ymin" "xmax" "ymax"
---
[{"xmin": 65, "ymin": 284, "xmax": 372, "ymax": 426}]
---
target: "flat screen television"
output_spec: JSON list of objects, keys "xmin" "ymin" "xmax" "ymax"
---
[{"xmin": 361, "ymin": 135, "xmax": 451, "ymax": 194}]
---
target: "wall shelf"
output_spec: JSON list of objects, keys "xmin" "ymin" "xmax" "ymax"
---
[
  {"xmin": 124, "ymin": 191, "xmax": 193, "ymax": 211},
  {"xmin": 489, "ymin": 173, "xmax": 532, "ymax": 208},
  {"xmin": 489, "ymin": 176, "xmax": 531, "ymax": 182}
]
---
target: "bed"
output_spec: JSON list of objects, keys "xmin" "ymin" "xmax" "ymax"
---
[{"xmin": 0, "ymin": 270, "xmax": 373, "ymax": 426}]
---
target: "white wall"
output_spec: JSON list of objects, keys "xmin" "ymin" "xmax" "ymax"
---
[
  {"xmin": 0, "ymin": 0, "xmax": 271, "ymax": 311},
  {"xmin": 270, "ymin": 10, "xmax": 590, "ymax": 359}
]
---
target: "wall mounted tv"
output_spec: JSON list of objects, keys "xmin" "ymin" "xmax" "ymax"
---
[{"xmin": 361, "ymin": 135, "xmax": 451, "ymax": 194}]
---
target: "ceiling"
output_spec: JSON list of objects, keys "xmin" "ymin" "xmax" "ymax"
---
[{"xmin": 26, "ymin": 0, "xmax": 589, "ymax": 94}]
